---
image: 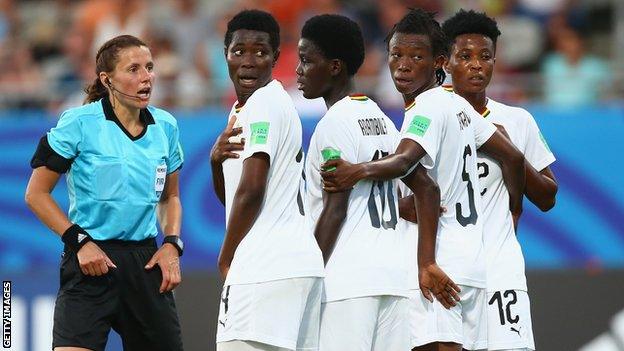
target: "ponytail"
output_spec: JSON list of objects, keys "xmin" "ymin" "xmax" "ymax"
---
[
  {"xmin": 435, "ymin": 68, "xmax": 446, "ymax": 86},
  {"xmin": 83, "ymin": 77, "xmax": 108, "ymax": 104}
]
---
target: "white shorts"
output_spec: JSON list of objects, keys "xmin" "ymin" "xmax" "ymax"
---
[
  {"xmin": 486, "ymin": 290, "xmax": 535, "ymax": 350},
  {"xmin": 319, "ymin": 295, "xmax": 408, "ymax": 351},
  {"xmin": 409, "ymin": 286, "xmax": 487, "ymax": 350},
  {"xmin": 216, "ymin": 277, "xmax": 322, "ymax": 351}
]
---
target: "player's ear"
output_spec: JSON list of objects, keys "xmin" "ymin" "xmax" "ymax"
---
[
  {"xmin": 99, "ymin": 72, "xmax": 110, "ymax": 87},
  {"xmin": 272, "ymin": 49, "xmax": 280, "ymax": 67},
  {"xmin": 330, "ymin": 59, "xmax": 342, "ymax": 77},
  {"xmin": 223, "ymin": 46, "xmax": 228, "ymax": 59}
]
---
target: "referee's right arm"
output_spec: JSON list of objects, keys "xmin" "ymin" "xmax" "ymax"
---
[{"xmin": 25, "ymin": 166, "xmax": 72, "ymax": 236}]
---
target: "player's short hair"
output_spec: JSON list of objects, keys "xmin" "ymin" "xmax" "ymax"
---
[
  {"xmin": 442, "ymin": 9, "xmax": 501, "ymax": 49},
  {"xmin": 301, "ymin": 14, "xmax": 365, "ymax": 76},
  {"xmin": 224, "ymin": 9, "xmax": 280, "ymax": 53},
  {"xmin": 385, "ymin": 8, "xmax": 447, "ymax": 85}
]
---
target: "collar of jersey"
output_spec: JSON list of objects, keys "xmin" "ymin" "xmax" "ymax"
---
[
  {"xmin": 349, "ymin": 94, "xmax": 369, "ymax": 101},
  {"xmin": 405, "ymin": 100, "xmax": 416, "ymax": 112},
  {"xmin": 441, "ymin": 85, "xmax": 491, "ymax": 117},
  {"xmin": 234, "ymin": 102, "xmax": 244, "ymax": 114},
  {"xmin": 102, "ymin": 95, "xmax": 155, "ymax": 141}
]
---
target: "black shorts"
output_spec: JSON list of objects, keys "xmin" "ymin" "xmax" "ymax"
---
[{"xmin": 52, "ymin": 238, "xmax": 183, "ymax": 351}]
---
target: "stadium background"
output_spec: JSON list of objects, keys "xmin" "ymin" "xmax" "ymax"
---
[{"xmin": 0, "ymin": 0, "xmax": 623, "ymax": 350}]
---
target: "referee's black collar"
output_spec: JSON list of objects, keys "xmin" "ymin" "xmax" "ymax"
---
[{"xmin": 102, "ymin": 95, "xmax": 155, "ymax": 141}]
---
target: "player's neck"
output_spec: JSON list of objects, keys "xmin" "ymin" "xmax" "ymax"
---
[
  {"xmin": 403, "ymin": 77, "xmax": 438, "ymax": 104},
  {"xmin": 235, "ymin": 78, "xmax": 272, "ymax": 106},
  {"xmin": 459, "ymin": 90, "xmax": 488, "ymax": 115},
  {"xmin": 323, "ymin": 78, "xmax": 354, "ymax": 109}
]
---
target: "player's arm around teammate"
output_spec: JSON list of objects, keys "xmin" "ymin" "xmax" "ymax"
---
[
  {"xmin": 490, "ymin": 122, "xmax": 555, "ymax": 216},
  {"xmin": 318, "ymin": 13, "xmax": 462, "ymax": 308},
  {"xmin": 477, "ymin": 129, "xmax": 526, "ymax": 227},
  {"xmin": 523, "ymin": 154, "xmax": 557, "ymax": 212}
]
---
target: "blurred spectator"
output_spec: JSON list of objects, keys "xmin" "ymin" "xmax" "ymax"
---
[
  {"xmin": 74, "ymin": 0, "xmax": 148, "ymax": 53},
  {"xmin": 0, "ymin": 0, "xmax": 619, "ymax": 111},
  {"xmin": 542, "ymin": 26, "xmax": 610, "ymax": 107}
]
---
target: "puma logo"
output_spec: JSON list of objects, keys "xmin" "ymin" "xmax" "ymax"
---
[
  {"xmin": 510, "ymin": 326, "xmax": 521, "ymax": 337},
  {"xmin": 218, "ymin": 286, "xmax": 231, "ymax": 328}
]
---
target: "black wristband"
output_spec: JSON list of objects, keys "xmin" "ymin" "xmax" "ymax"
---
[
  {"xmin": 162, "ymin": 235, "xmax": 184, "ymax": 257},
  {"xmin": 62, "ymin": 224, "xmax": 92, "ymax": 252}
]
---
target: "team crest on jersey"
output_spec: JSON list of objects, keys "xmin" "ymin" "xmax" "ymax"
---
[
  {"xmin": 407, "ymin": 115, "xmax": 431, "ymax": 137},
  {"xmin": 456, "ymin": 110, "xmax": 471, "ymax": 130}
]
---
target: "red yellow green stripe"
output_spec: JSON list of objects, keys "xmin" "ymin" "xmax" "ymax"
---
[
  {"xmin": 349, "ymin": 94, "xmax": 369, "ymax": 101},
  {"xmin": 234, "ymin": 102, "xmax": 244, "ymax": 114},
  {"xmin": 405, "ymin": 100, "xmax": 416, "ymax": 111}
]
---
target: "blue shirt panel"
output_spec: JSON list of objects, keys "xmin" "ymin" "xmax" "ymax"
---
[{"xmin": 47, "ymin": 99, "xmax": 184, "ymax": 241}]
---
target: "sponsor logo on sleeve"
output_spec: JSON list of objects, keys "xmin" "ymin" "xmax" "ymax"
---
[
  {"xmin": 407, "ymin": 115, "xmax": 431, "ymax": 137},
  {"xmin": 250, "ymin": 121, "xmax": 270, "ymax": 145}
]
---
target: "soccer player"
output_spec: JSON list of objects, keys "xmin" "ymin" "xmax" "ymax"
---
[
  {"xmin": 320, "ymin": 9, "xmax": 526, "ymax": 351},
  {"xmin": 296, "ymin": 14, "xmax": 409, "ymax": 350},
  {"xmin": 214, "ymin": 10, "xmax": 324, "ymax": 351},
  {"xmin": 442, "ymin": 10, "xmax": 558, "ymax": 350},
  {"xmin": 25, "ymin": 35, "xmax": 184, "ymax": 351}
]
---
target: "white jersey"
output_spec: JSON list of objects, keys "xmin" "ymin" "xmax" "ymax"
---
[
  {"xmin": 400, "ymin": 86, "xmax": 496, "ymax": 288},
  {"xmin": 222, "ymin": 80, "xmax": 324, "ymax": 285},
  {"xmin": 478, "ymin": 98, "xmax": 556, "ymax": 292},
  {"xmin": 397, "ymin": 176, "xmax": 419, "ymax": 290},
  {"xmin": 306, "ymin": 95, "xmax": 408, "ymax": 302}
]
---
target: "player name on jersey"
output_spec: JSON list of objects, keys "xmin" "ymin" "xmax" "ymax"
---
[
  {"xmin": 456, "ymin": 110, "xmax": 471, "ymax": 130},
  {"xmin": 358, "ymin": 117, "xmax": 389, "ymax": 136}
]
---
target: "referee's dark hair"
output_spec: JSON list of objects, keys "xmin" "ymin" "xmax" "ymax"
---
[
  {"xmin": 385, "ymin": 8, "xmax": 447, "ymax": 86},
  {"xmin": 84, "ymin": 35, "xmax": 148, "ymax": 104},
  {"xmin": 301, "ymin": 14, "xmax": 365, "ymax": 76},
  {"xmin": 224, "ymin": 9, "xmax": 280, "ymax": 53},
  {"xmin": 442, "ymin": 9, "xmax": 501, "ymax": 51}
]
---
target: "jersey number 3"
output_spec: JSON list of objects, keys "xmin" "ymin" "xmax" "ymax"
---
[
  {"xmin": 368, "ymin": 150, "xmax": 398, "ymax": 229},
  {"xmin": 456, "ymin": 144, "xmax": 478, "ymax": 226}
]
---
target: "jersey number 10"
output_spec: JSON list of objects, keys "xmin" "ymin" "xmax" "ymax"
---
[{"xmin": 367, "ymin": 150, "xmax": 398, "ymax": 230}]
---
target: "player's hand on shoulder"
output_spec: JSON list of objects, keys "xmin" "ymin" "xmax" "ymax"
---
[
  {"xmin": 320, "ymin": 158, "xmax": 359, "ymax": 193},
  {"xmin": 77, "ymin": 241, "xmax": 117, "ymax": 276},
  {"xmin": 210, "ymin": 116, "xmax": 244, "ymax": 164},
  {"xmin": 494, "ymin": 123, "xmax": 510, "ymax": 141},
  {"xmin": 145, "ymin": 244, "xmax": 182, "ymax": 293},
  {"xmin": 418, "ymin": 263, "xmax": 461, "ymax": 309}
]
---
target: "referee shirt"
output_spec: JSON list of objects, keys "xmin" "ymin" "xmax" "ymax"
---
[{"xmin": 36, "ymin": 96, "xmax": 184, "ymax": 241}]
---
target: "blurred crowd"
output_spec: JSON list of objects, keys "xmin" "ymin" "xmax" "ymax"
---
[{"xmin": 0, "ymin": 0, "xmax": 620, "ymax": 113}]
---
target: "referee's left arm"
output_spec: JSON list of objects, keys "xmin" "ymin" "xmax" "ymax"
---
[
  {"xmin": 146, "ymin": 170, "xmax": 182, "ymax": 293},
  {"xmin": 157, "ymin": 171, "xmax": 182, "ymax": 236}
]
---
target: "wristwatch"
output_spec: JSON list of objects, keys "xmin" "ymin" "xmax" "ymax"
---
[{"xmin": 162, "ymin": 235, "xmax": 184, "ymax": 257}]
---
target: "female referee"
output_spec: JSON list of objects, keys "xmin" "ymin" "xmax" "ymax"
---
[{"xmin": 25, "ymin": 35, "xmax": 185, "ymax": 351}]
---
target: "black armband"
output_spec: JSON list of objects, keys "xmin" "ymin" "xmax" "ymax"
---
[
  {"xmin": 62, "ymin": 224, "xmax": 92, "ymax": 252},
  {"xmin": 30, "ymin": 135, "xmax": 73, "ymax": 173}
]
